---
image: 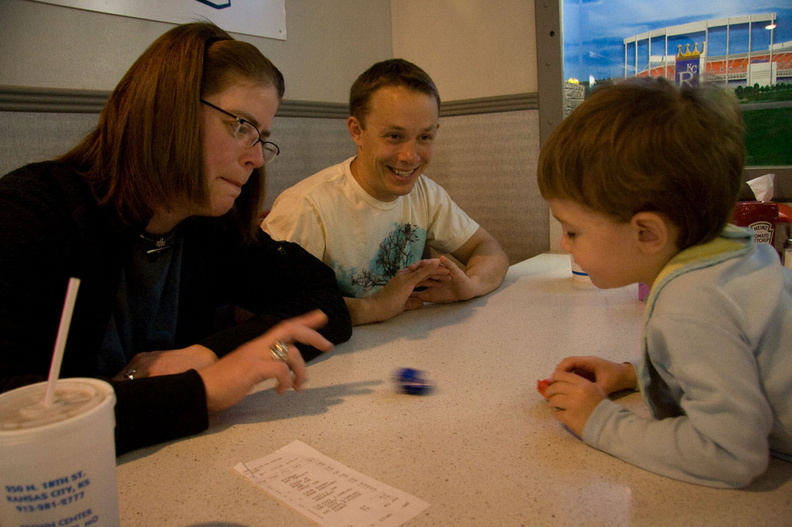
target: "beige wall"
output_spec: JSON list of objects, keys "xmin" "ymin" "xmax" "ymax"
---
[
  {"xmin": 0, "ymin": 0, "xmax": 537, "ymax": 102},
  {"xmin": 0, "ymin": 0, "xmax": 393, "ymax": 103},
  {"xmin": 391, "ymin": 0, "xmax": 537, "ymax": 100}
]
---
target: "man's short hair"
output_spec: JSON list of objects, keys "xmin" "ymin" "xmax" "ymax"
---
[{"xmin": 349, "ymin": 58, "xmax": 441, "ymax": 126}]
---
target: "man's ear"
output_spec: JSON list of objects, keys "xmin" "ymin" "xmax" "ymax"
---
[
  {"xmin": 347, "ymin": 116, "xmax": 363, "ymax": 146},
  {"xmin": 631, "ymin": 212, "xmax": 674, "ymax": 255}
]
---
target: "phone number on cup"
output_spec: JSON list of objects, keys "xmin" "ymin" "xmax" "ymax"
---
[{"xmin": 14, "ymin": 491, "xmax": 86, "ymax": 513}]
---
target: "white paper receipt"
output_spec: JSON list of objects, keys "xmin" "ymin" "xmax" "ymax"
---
[{"xmin": 234, "ymin": 440, "xmax": 430, "ymax": 527}]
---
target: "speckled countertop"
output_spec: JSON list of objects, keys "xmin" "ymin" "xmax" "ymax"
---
[{"xmin": 116, "ymin": 253, "xmax": 792, "ymax": 526}]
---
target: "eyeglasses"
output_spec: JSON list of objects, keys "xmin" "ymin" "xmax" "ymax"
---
[{"xmin": 200, "ymin": 99, "xmax": 280, "ymax": 164}]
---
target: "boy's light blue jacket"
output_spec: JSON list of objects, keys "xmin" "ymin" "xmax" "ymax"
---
[{"xmin": 584, "ymin": 225, "xmax": 792, "ymax": 488}]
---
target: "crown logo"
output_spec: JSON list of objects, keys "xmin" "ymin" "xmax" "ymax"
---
[{"xmin": 676, "ymin": 42, "xmax": 702, "ymax": 59}]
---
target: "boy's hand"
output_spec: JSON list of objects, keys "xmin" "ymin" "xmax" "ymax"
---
[
  {"xmin": 539, "ymin": 356, "xmax": 637, "ymax": 437},
  {"xmin": 544, "ymin": 371, "xmax": 607, "ymax": 437},
  {"xmin": 553, "ymin": 355, "xmax": 637, "ymax": 395}
]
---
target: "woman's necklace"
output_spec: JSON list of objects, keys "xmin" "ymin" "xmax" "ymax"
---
[{"xmin": 139, "ymin": 228, "xmax": 178, "ymax": 255}]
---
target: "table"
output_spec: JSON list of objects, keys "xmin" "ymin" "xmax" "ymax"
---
[{"xmin": 116, "ymin": 253, "xmax": 792, "ymax": 526}]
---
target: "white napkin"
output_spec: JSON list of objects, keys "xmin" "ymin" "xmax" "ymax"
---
[{"xmin": 746, "ymin": 174, "xmax": 775, "ymax": 201}]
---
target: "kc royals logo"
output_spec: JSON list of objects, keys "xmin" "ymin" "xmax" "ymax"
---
[{"xmin": 675, "ymin": 43, "xmax": 702, "ymax": 88}]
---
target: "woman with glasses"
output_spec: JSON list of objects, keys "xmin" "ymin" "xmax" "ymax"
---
[{"xmin": 0, "ymin": 22, "xmax": 352, "ymax": 454}]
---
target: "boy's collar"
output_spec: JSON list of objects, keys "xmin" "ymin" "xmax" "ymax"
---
[{"xmin": 650, "ymin": 224, "xmax": 753, "ymax": 298}]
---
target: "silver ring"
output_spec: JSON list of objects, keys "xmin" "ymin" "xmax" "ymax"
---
[
  {"xmin": 270, "ymin": 341, "xmax": 289, "ymax": 362},
  {"xmin": 124, "ymin": 368, "xmax": 137, "ymax": 380}
]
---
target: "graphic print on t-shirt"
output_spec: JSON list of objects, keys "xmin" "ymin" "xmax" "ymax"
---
[{"xmin": 335, "ymin": 222, "xmax": 426, "ymax": 298}]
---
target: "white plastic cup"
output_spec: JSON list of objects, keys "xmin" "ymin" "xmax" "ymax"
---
[
  {"xmin": 570, "ymin": 255, "xmax": 594, "ymax": 288},
  {"xmin": 0, "ymin": 378, "xmax": 119, "ymax": 527}
]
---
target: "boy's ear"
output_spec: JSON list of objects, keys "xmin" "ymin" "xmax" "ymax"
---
[{"xmin": 631, "ymin": 212, "xmax": 675, "ymax": 254}]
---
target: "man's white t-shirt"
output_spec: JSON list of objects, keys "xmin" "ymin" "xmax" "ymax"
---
[{"xmin": 263, "ymin": 157, "xmax": 479, "ymax": 298}]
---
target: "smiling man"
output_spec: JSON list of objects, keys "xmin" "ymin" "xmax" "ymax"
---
[{"xmin": 263, "ymin": 59, "xmax": 508, "ymax": 325}]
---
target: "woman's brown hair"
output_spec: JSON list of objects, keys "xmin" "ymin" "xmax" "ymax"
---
[{"xmin": 60, "ymin": 22, "xmax": 284, "ymax": 243}]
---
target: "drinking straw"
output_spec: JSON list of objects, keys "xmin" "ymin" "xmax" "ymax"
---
[{"xmin": 44, "ymin": 277, "xmax": 81, "ymax": 406}]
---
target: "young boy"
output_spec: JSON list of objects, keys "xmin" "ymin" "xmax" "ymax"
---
[{"xmin": 537, "ymin": 76, "xmax": 792, "ymax": 488}]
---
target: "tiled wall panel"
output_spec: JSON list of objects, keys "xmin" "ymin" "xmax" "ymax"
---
[{"xmin": 0, "ymin": 108, "xmax": 545, "ymax": 263}]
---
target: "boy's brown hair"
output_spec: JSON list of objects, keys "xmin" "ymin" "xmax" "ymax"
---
[
  {"xmin": 537, "ymin": 76, "xmax": 745, "ymax": 250},
  {"xmin": 60, "ymin": 22, "xmax": 284, "ymax": 243}
]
